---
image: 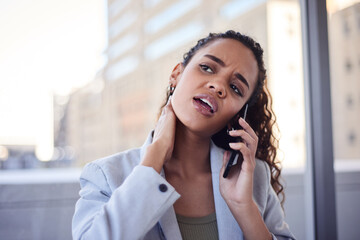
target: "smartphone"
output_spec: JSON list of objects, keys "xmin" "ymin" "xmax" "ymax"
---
[{"xmin": 223, "ymin": 104, "xmax": 248, "ymax": 178}]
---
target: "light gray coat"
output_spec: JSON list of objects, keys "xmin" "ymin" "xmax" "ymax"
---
[{"xmin": 72, "ymin": 133, "xmax": 295, "ymax": 240}]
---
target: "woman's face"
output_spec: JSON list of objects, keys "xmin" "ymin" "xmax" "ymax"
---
[{"xmin": 170, "ymin": 38, "xmax": 258, "ymax": 137}]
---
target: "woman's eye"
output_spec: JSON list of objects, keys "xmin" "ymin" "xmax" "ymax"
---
[
  {"xmin": 200, "ymin": 64, "xmax": 214, "ymax": 73},
  {"xmin": 230, "ymin": 84, "xmax": 243, "ymax": 97}
]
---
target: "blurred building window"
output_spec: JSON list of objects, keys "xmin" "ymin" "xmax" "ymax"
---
[
  {"xmin": 346, "ymin": 94, "xmax": 354, "ymax": 108},
  {"xmin": 345, "ymin": 58, "xmax": 353, "ymax": 73},
  {"xmin": 144, "ymin": 22, "xmax": 204, "ymax": 60},
  {"xmin": 329, "ymin": 1, "xmax": 360, "ymax": 161},
  {"xmin": 144, "ymin": 0, "xmax": 164, "ymax": 9},
  {"xmin": 220, "ymin": 0, "xmax": 266, "ymax": 19},
  {"xmin": 109, "ymin": 11, "xmax": 137, "ymax": 39},
  {"xmin": 108, "ymin": 34, "xmax": 139, "ymax": 60},
  {"xmin": 348, "ymin": 131, "xmax": 356, "ymax": 145},
  {"xmin": 343, "ymin": 17, "xmax": 351, "ymax": 35},
  {"xmin": 109, "ymin": 0, "xmax": 131, "ymax": 18},
  {"xmin": 144, "ymin": 0, "xmax": 201, "ymax": 34},
  {"xmin": 105, "ymin": 55, "xmax": 139, "ymax": 81}
]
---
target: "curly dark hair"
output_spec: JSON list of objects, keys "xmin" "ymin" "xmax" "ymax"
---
[{"xmin": 161, "ymin": 30, "xmax": 284, "ymax": 204}]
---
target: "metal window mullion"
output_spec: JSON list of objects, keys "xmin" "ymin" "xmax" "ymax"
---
[{"xmin": 300, "ymin": 0, "xmax": 338, "ymax": 239}]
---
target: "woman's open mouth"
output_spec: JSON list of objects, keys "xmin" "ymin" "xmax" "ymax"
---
[{"xmin": 192, "ymin": 94, "xmax": 218, "ymax": 116}]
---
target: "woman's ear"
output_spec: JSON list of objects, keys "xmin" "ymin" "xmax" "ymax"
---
[{"xmin": 169, "ymin": 63, "xmax": 183, "ymax": 86}]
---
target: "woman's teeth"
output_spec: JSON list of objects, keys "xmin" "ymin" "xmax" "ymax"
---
[{"xmin": 199, "ymin": 98, "xmax": 214, "ymax": 112}]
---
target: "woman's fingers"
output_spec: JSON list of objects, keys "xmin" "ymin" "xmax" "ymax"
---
[
  {"xmin": 228, "ymin": 131, "xmax": 257, "ymax": 153},
  {"xmin": 227, "ymin": 118, "xmax": 258, "ymax": 172},
  {"xmin": 160, "ymin": 96, "xmax": 173, "ymax": 116},
  {"xmin": 228, "ymin": 142, "xmax": 251, "ymax": 158},
  {"xmin": 151, "ymin": 97, "xmax": 177, "ymax": 163},
  {"xmin": 154, "ymin": 97, "xmax": 176, "ymax": 140},
  {"xmin": 239, "ymin": 118, "xmax": 258, "ymax": 142},
  {"xmin": 228, "ymin": 118, "xmax": 258, "ymax": 151}
]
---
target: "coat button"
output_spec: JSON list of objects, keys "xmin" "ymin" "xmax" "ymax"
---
[{"xmin": 159, "ymin": 183, "xmax": 168, "ymax": 192}]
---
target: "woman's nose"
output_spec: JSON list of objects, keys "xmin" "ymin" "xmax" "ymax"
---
[{"xmin": 208, "ymin": 80, "xmax": 226, "ymax": 98}]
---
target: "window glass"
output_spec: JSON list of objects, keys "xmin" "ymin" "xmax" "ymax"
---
[
  {"xmin": 105, "ymin": 55, "xmax": 139, "ymax": 81},
  {"xmin": 327, "ymin": 0, "xmax": 360, "ymax": 238},
  {"xmin": 108, "ymin": 33, "xmax": 138, "ymax": 60},
  {"xmin": 144, "ymin": 22, "xmax": 204, "ymax": 60},
  {"xmin": 109, "ymin": 11, "xmax": 137, "ymax": 39},
  {"xmin": 0, "ymin": 1, "xmax": 311, "ymax": 239},
  {"xmin": 109, "ymin": 0, "xmax": 130, "ymax": 18},
  {"xmin": 144, "ymin": 0, "xmax": 201, "ymax": 34},
  {"xmin": 328, "ymin": 0, "xmax": 360, "ymax": 162}
]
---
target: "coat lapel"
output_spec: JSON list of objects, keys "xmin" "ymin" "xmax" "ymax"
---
[{"xmin": 210, "ymin": 141, "xmax": 244, "ymax": 240}]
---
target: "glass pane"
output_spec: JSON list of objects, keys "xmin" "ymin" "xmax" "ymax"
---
[
  {"xmin": 0, "ymin": 0, "xmax": 106, "ymax": 169},
  {"xmin": 0, "ymin": 1, "xmax": 106, "ymax": 239},
  {"xmin": 327, "ymin": 0, "xmax": 360, "ymax": 239},
  {"xmin": 0, "ymin": 0, "xmax": 310, "ymax": 239},
  {"xmin": 103, "ymin": 0, "xmax": 308, "ymax": 238}
]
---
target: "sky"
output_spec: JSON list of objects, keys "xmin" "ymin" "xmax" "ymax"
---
[{"xmin": 0, "ymin": 0, "xmax": 106, "ymax": 160}]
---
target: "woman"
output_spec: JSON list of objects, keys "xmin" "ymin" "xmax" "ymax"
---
[{"xmin": 72, "ymin": 30, "xmax": 295, "ymax": 240}]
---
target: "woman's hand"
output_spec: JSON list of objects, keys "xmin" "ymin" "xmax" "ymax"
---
[
  {"xmin": 219, "ymin": 117, "xmax": 258, "ymax": 206},
  {"xmin": 219, "ymin": 118, "xmax": 271, "ymax": 240},
  {"xmin": 141, "ymin": 97, "xmax": 177, "ymax": 173}
]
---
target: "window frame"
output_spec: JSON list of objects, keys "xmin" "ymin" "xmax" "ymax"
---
[{"xmin": 300, "ymin": 0, "xmax": 338, "ymax": 239}]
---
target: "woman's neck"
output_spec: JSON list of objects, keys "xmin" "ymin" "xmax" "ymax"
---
[{"xmin": 164, "ymin": 121, "xmax": 212, "ymax": 179}]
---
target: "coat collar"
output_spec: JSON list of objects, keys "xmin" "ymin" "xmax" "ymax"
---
[{"xmin": 140, "ymin": 131, "xmax": 243, "ymax": 239}]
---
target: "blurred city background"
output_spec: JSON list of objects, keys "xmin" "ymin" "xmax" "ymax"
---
[
  {"xmin": 0, "ymin": 0, "xmax": 359, "ymax": 170},
  {"xmin": 0, "ymin": 0, "xmax": 359, "ymax": 239}
]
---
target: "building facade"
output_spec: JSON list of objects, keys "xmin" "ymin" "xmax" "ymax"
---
[
  {"xmin": 329, "ymin": 2, "xmax": 360, "ymax": 160},
  {"xmin": 68, "ymin": 0, "xmax": 306, "ymax": 167}
]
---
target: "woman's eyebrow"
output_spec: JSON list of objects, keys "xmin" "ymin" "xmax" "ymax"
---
[
  {"xmin": 204, "ymin": 54, "xmax": 225, "ymax": 67},
  {"xmin": 235, "ymin": 73, "xmax": 250, "ymax": 89},
  {"xmin": 204, "ymin": 54, "xmax": 250, "ymax": 89}
]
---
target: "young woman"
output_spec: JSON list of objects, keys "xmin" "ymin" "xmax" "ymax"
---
[{"xmin": 72, "ymin": 30, "xmax": 295, "ymax": 240}]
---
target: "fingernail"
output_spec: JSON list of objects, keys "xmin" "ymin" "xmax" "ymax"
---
[
  {"xmin": 229, "ymin": 142, "xmax": 236, "ymax": 148},
  {"xmin": 228, "ymin": 130, "xmax": 235, "ymax": 135}
]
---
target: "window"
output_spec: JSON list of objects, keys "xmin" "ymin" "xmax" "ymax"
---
[
  {"xmin": 328, "ymin": 1, "xmax": 360, "ymax": 237},
  {"xmin": 347, "ymin": 131, "xmax": 356, "ymax": 145},
  {"xmin": 346, "ymin": 94, "xmax": 354, "ymax": 108},
  {"xmin": 343, "ymin": 17, "xmax": 351, "ymax": 35},
  {"xmin": 143, "ymin": 0, "xmax": 164, "ymax": 8},
  {"xmin": 345, "ymin": 58, "xmax": 353, "ymax": 73},
  {"xmin": 220, "ymin": 0, "xmax": 266, "ymax": 19},
  {"xmin": 105, "ymin": 56, "xmax": 139, "ymax": 81},
  {"xmin": 144, "ymin": 22, "xmax": 204, "ymax": 60},
  {"xmin": 108, "ymin": 34, "xmax": 139, "ymax": 60},
  {"xmin": 144, "ymin": 0, "xmax": 201, "ymax": 34},
  {"xmin": 109, "ymin": 11, "xmax": 137, "ymax": 39},
  {"xmin": 109, "ymin": 0, "xmax": 131, "ymax": 18}
]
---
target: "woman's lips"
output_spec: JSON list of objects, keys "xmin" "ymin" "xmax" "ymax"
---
[{"xmin": 192, "ymin": 94, "xmax": 218, "ymax": 116}]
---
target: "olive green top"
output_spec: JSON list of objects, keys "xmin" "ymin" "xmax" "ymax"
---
[{"xmin": 176, "ymin": 212, "xmax": 219, "ymax": 240}]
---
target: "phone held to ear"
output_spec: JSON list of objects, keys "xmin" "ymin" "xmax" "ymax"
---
[{"xmin": 223, "ymin": 104, "xmax": 249, "ymax": 178}]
